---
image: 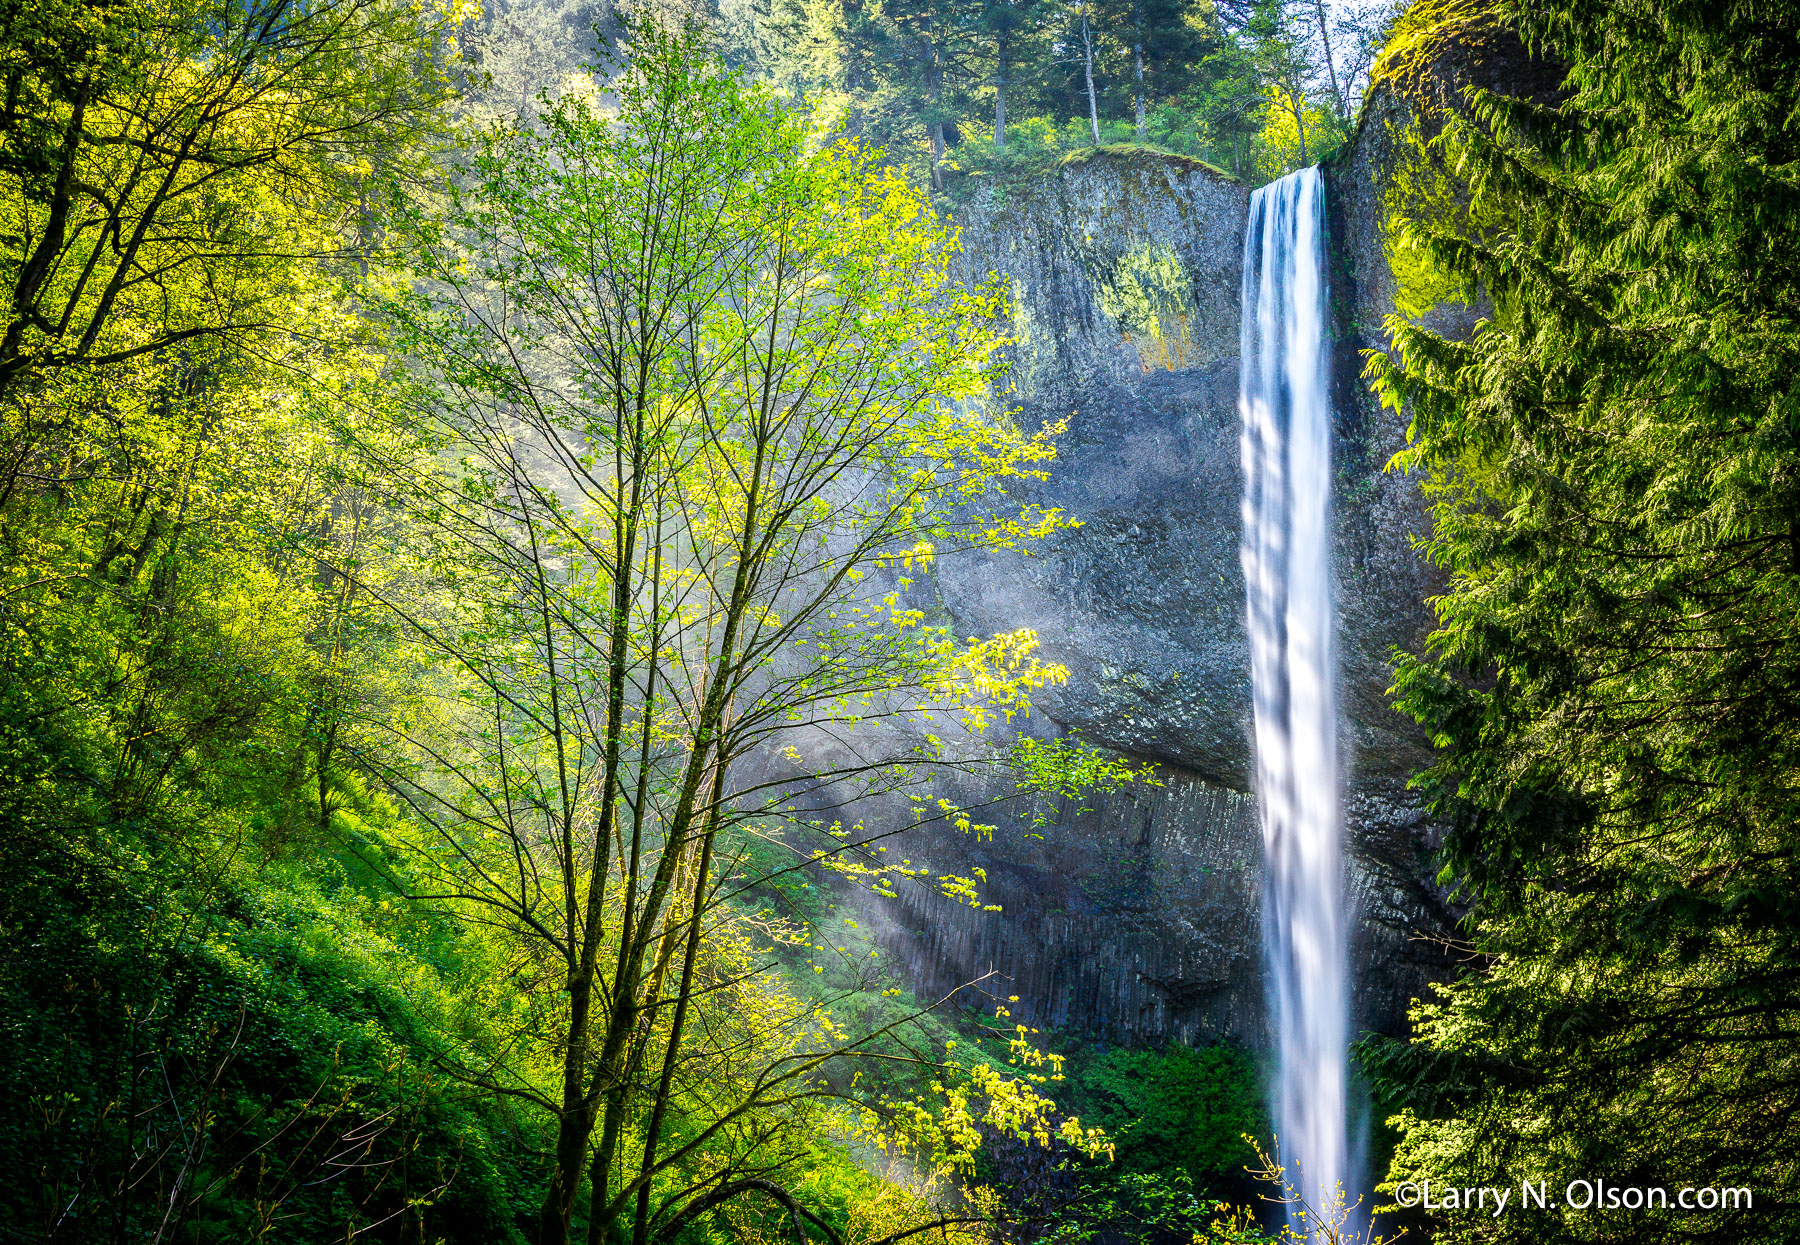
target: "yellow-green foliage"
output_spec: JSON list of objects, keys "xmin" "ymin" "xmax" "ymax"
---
[
  {"xmin": 1367, "ymin": 0, "xmax": 1519, "ymax": 320},
  {"xmin": 1379, "ymin": 120, "xmax": 1483, "ymax": 320},
  {"xmin": 1254, "ymin": 84, "xmax": 1334, "ymax": 182},
  {"xmin": 1362, "ymin": 1, "xmax": 1521, "ymax": 322},
  {"xmin": 0, "ymin": 4, "xmax": 1247, "ymax": 1240}
]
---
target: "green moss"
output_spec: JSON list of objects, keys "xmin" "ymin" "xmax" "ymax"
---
[
  {"xmin": 940, "ymin": 142, "xmax": 1237, "ymax": 206},
  {"xmin": 1058, "ymin": 142, "xmax": 1235, "ymax": 182},
  {"xmin": 1361, "ymin": 2, "xmax": 1518, "ymax": 321}
]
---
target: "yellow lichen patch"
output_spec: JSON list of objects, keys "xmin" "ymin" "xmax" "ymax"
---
[
  {"xmin": 1128, "ymin": 314, "xmax": 1200, "ymax": 372},
  {"xmin": 1093, "ymin": 243, "xmax": 1202, "ymax": 372}
]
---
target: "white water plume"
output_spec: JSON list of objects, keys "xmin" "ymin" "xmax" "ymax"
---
[{"xmin": 1238, "ymin": 165, "xmax": 1349, "ymax": 1236}]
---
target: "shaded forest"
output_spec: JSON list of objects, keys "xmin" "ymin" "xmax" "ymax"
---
[{"xmin": 726, "ymin": 0, "xmax": 1394, "ymax": 185}]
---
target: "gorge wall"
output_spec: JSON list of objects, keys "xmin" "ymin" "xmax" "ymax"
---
[{"xmin": 835, "ymin": 132, "xmax": 1465, "ymax": 1049}]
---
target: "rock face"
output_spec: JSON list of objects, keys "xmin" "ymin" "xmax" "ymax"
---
[
  {"xmin": 941, "ymin": 153, "xmax": 1255, "ymax": 788},
  {"xmin": 844, "ymin": 140, "xmax": 1463, "ymax": 1048},
  {"xmin": 1326, "ymin": 110, "xmax": 1472, "ymax": 1043}
]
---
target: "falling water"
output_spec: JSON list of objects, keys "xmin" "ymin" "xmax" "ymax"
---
[{"xmin": 1238, "ymin": 166, "xmax": 1348, "ymax": 1235}]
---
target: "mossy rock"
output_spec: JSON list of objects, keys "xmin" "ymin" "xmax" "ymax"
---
[
  {"xmin": 1057, "ymin": 141, "xmax": 1237, "ymax": 183},
  {"xmin": 1371, "ymin": 0, "xmax": 1565, "ymax": 126}
]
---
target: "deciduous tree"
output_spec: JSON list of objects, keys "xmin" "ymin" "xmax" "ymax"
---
[{"xmin": 349, "ymin": 20, "xmax": 1126, "ymax": 1244}]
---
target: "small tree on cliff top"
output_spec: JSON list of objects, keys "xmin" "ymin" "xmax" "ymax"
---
[{"xmin": 343, "ymin": 18, "xmax": 1133, "ymax": 1245}]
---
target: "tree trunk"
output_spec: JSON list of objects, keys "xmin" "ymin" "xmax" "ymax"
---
[
  {"xmin": 843, "ymin": 0, "xmax": 863, "ymax": 91},
  {"xmin": 586, "ymin": 446, "xmax": 765, "ymax": 1241},
  {"xmin": 0, "ymin": 74, "xmax": 90, "ymax": 401},
  {"xmin": 1081, "ymin": 11, "xmax": 1100, "ymax": 146},
  {"xmin": 1312, "ymin": 0, "xmax": 1347, "ymax": 118},
  {"xmin": 630, "ymin": 765, "xmax": 728, "ymax": 1245},
  {"xmin": 1134, "ymin": 42, "xmax": 1146, "ymax": 141},
  {"xmin": 927, "ymin": 33, "xmax": 944, "ymax": 188},
  {"xmin": 536, "ymin": 456, "xmax": 647, "ymax": 1245},
  {"xmin": 995, "ymin": 39, "xmax": 1007, "ymax": 146},
  {"xmin": 539, "ymin": 974, "xmax": 604, "ymax": 1245}
]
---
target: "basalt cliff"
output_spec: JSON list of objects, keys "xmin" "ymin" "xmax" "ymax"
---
[{"xmin": 823, "ymin": 122, "xmax": 1470, "ymax": 1050}]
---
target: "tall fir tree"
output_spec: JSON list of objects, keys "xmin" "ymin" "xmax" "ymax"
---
[
  {"xmin": 1365, "ymin": 0, "xmax": 1800, "ymax": 1241},
  {"xmin": 1094, "ymin": 0, "xmax": 1209, "ymax": 139},
  {"xmin": 978, "ymin": 0, "xmax": 1050, "ymax": 143},
  {"xmin": 880, "ymin": 0, "xmax": 988, "ymax": 183}
]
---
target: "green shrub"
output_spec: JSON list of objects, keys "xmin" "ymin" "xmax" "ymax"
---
[{"xmin": 1068, "ymin": 1042, "xmax": 1266, "ymax": 1202}]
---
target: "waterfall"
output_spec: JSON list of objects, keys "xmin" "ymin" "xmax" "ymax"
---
[{"xmin": 1238, "ymin": 166, "xmax": 1349, "ymax": 1235}]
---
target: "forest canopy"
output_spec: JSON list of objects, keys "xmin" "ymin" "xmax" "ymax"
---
[
  {"xmin": 733, "ymin": 0, "xmax": 1397, "ymax": 185},
  {"xmin": 1364, "ymin": 0, "xmax": 1800, "ymax": 1242}
]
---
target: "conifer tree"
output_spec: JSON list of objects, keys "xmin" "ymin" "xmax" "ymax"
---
[
  {"xmin": 883, "ymin": 0, "xmax": 988, "ymax": 184},
  {"xmin": 1366, "ymin": 1, "xmax": 1800, "ymax": 1240},
  {"xmin": 1094, "ymin": 0, "xmax": 1208, "ymax": 140},
  {"xmin": 978, "ymin": 0, "xmax": 1049, "ymax": 144}
]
